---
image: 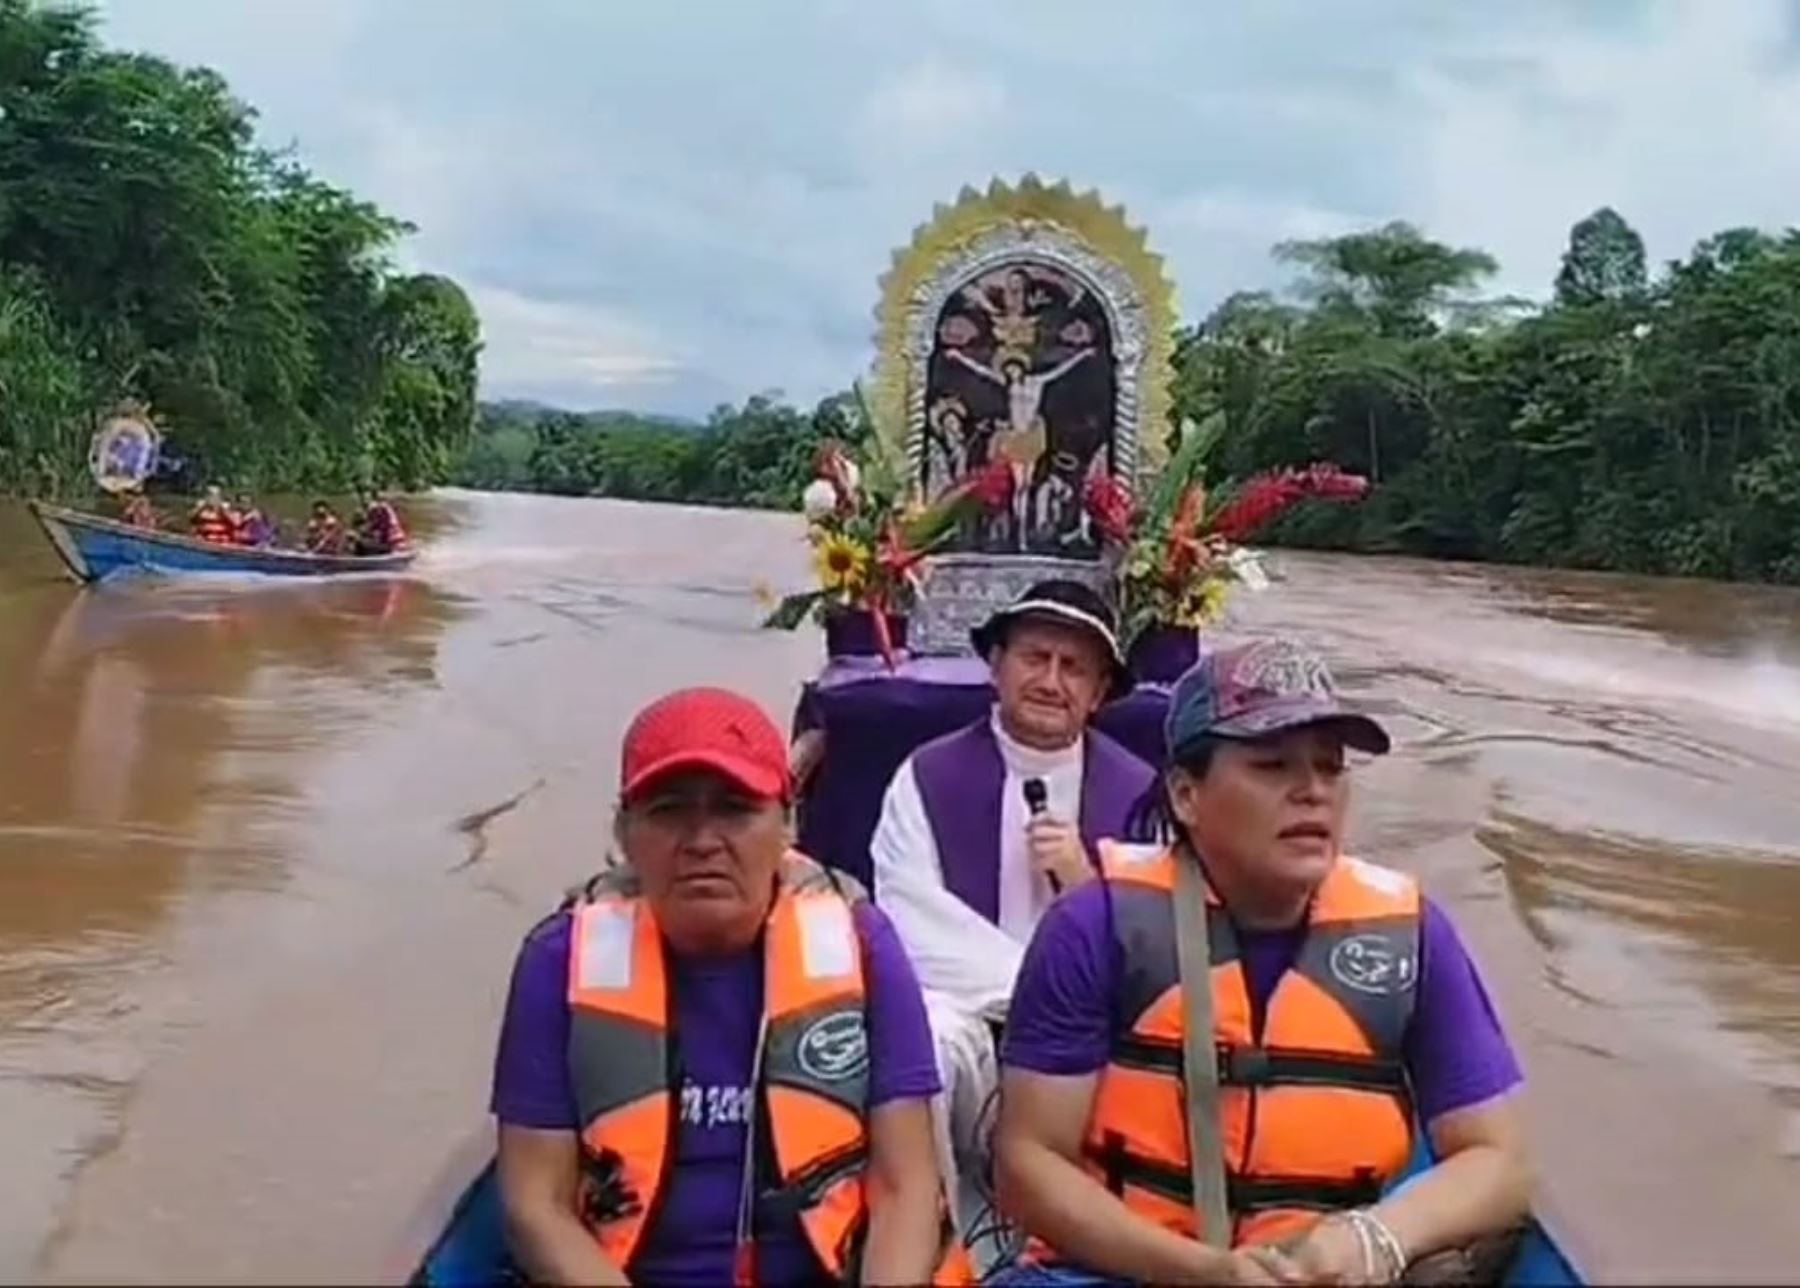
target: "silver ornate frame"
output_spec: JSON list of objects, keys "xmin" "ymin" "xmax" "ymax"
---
[{"xmin": 897, "ymin": 229, "xmax": 1151, "ymax": 655}]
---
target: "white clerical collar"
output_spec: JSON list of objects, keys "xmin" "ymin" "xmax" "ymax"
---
[{"xmin": 990, "ymin": 706, "xmax": 1084, "ymax": 776}]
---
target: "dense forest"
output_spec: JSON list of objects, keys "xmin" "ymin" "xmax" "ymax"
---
[
  {"xmin": 1178, "ymin": 213, "xmax": 1800, "ymax": 583},
  {"xmin": 459, "ymin": 207, "xmax": 1800, "ymax": 583},
  {"xmin": 455, "ymin": 394, "xmax": 868, "ymax": 511},
  {"xmin": 0, "ymin": 0, "xmax": 479, "ymax": 498}
]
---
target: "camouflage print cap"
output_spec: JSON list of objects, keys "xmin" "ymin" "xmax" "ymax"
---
[{"xmin": 1163, "ymin": 636, "xmax": 1391, "ymax": 759}]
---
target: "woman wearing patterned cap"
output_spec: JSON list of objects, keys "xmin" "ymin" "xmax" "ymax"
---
[
  {"xmin": 993, "ymin": 637, "xmax": 1532, "ymax": 1285},
  {"xmin": 491, "ymin": 686, "xmax": 970, "ymax": 1285}
]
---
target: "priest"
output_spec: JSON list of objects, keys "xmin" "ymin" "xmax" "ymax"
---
[{"xmin": 870, "ymin": 579, "xmax": 1154, "ymax": 1229}]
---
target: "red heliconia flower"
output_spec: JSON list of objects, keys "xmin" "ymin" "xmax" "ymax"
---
[
  {"xmin": 1293, "ymin": 462, "xmax": 1370, "ymax": 501},
  {"xmin": 1163, "ymin": 485, "xmax": 1207, "ymax": 582},
  {"xmin": 1206, "ymin": 474, "xmax": 1299, "ymax": 543},
  {"xmin": 875, "ymin": 520, "xmax": 926, "ymax": 586},
  {"xmin": 1082, "ymin": 474, "xmax": 1135, "ymax": 544},
  {"xmin": 1205, "ymin": 463, "xmax": 1369, "ymax": 542}
]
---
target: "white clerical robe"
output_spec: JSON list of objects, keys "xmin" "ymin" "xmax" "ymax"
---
[{"xmin": 871, "ymin": 708, "xmax": 1085, "ymax": 1251}]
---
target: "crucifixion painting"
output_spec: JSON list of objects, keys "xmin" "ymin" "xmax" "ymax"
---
[{"xmin": 923, "ymin": 260, "xmax": 1118, "ymax": 557}]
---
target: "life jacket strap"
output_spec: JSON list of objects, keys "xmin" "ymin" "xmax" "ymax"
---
[
  {"xmin": 751, "ymin": 1140, "xmax": 869, "ymax": 1228},
  {"xmin": 1111, "ymin": 1036, "xmax": 1407, "ymax": 1094},
  {"xmin": 1088, "ymin": 1140, "xmax": 1385, "ymax": 1216}
]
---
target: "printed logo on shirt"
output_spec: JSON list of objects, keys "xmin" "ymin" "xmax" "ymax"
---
[
  {"xmin": 1328, "ymin": 932, "xmax": 1416, "ymax": 996},
  {"xmin": 678, "ymin": 1080, "xmax": 754, "ymax": 1129},
  {"xmin": 796, "ymin": 1012, "xmax": 869, "ymax": 1083}
]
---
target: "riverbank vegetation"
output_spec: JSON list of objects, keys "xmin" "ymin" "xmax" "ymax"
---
[
  {"xmin": 454, "ymin": 394, "xmax": 866, "ymax": 511},
  {"xmin": 0, "ymin": 0, "xmax": 479, "ymax": 500},
  {"xmin": 1178, "ymin": 213, "xmax": 1800, "ymax": 583},
  {"xmin": 461, "ymin": 209, "xmax": 1800, "ymax": 584}
]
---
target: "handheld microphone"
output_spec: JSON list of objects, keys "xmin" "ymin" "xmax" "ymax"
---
[
  {"xmin": 1023, "ymin": 777, "xmax": 1048, "ymax": 816},
  {"xmin": 1022, "ymin": 777, "xmax": 1059, "ymax": 893}
]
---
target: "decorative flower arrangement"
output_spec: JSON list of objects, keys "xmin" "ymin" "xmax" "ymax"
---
[
  {"xmin": 762, "ymin": 431, "xmax": 1014, "ymax": 666},
  {"xmin": 1089, "ymin": 421, "xmax": 1371, "ymax": 645}
]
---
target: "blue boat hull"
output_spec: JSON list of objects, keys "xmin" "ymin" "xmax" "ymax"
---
[
  {"xmin": 407, "ymin": 1146, "xmax": 1584, "ymax": 1285},
  {"xmin": 28, "ymin": 500, "xmax": 416, "ymax": 583}
]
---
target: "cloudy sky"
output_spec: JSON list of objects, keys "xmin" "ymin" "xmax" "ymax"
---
[{"xmin": 98, "ymin": 0, "xmax": 1800, "ymax": 417}]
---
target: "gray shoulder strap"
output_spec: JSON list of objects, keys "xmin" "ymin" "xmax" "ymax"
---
[{"xmin": 1173, "ymin": 852, "xmax": 1233, "ymax": 1245}]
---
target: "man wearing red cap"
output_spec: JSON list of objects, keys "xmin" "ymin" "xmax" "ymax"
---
[{"xmin": 490, "ymin": 687, "xmax": 965, "ymax": 1285}]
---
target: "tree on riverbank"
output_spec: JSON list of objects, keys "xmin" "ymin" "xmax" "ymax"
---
[
  {"xmin": 455, "ymin": 392, "xmax": 867, "ymax": 511},
  {"xmin": 0, "ymin": 0, "xmax": 480, "ymax": 498},
  {"xmin": 1174, "ymin": 214, "xmax": 1800, "ymax": 583}
]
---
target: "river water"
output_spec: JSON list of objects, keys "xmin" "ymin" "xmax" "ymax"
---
[{"xmin": 2, "ymin": 490, "xmax": 1797, "ymax": 1282}]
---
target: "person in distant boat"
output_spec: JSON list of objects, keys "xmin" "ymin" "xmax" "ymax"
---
[
  {"xmin": 490, "ymin": 687, "xmax": 969, "ymax": 1287},
  {"xmin": 869, "ymin": 580, "xmax": 1153, "ymax": 1225},
  {"xmin": 992, "ymin": 637, "xmax": 1532, "ymax": 1286},
  {"xmin": 355, "ymin": 489, "xmax": 409, "ymax": 555},
  {"xmin": 303, "ymin": 501, "xmax": 346, "ymax": 555},
  {"xmin": 233, "ymin": 493, "xmax": 274, "ymax": 548},
  {"xmin": 188, "ymin": 485, "xmax": 235, "ymax": 544},
  {"xmin": 119, "ymin": 490, "xmax": 158, "ymax": 530}
]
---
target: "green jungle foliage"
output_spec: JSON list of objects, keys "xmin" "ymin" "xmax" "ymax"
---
[{"xmin": 0, "ymin": 0, "xmax": 479, "ymax": 498}]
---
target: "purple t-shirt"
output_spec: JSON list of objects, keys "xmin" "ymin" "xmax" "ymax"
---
[
  {"xmin": 1001, "ymin": 882, "xmax": 1521, "ymax": 1124},
  {"xmin": 491, "ymin": 900, "xmax": 941, "ymax": 1286}
]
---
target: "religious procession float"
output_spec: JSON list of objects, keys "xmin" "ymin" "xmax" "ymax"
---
[
  {"xmin": 28, "ymin": 410, "xmax": 416, "ymax": 582},
  {"xmin": 403, "ymin": 177, "xmax": 1583, "ymax": 1285}
]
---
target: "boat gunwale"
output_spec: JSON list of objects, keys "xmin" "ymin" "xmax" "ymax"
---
[
  {"xmin": 384, "ymin": 1128, "xmax": 496, "ymax": 1286},
  {"xmin": 26, "ymin": 499, "xmax": 417, "ymax": 578}
]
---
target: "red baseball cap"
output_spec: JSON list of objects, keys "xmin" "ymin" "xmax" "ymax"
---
[{"xmin": 619, "ymin": 687, "xmax": 792, "ymax": 803}]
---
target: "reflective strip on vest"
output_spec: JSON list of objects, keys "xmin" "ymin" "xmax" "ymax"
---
[
  {"xmin": 1077, "ymin": 843, "xmax": 1418, "ymax": 1249},
  {"xmin": 565, "ymin": 853, "xmax": 876, "ymax": 1279}
]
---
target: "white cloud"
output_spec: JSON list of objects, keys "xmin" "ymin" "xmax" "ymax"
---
[
  {"xmin": 858, "ymin": 57, "xmax": 1007, "ymax": 149},
  {"xmin": 469, "ymin": 285, "xmax": 685, "ymax": 398},
  {"xmin": 1409, "ymin": 0, "xmax": 1800, "ymax": 297}
]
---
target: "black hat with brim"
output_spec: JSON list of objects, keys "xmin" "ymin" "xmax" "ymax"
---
[{"xmin": 970, "ymin": 579, "xmax": 1131, "ymax": 700}]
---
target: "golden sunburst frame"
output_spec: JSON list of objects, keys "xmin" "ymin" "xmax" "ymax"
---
[{"xmin": 868, "ymin": 173, "xmax": 1177, "ymax": 497}]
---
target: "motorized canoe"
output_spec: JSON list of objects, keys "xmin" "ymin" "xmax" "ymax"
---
[{"xmin": 27, "ymin": 500, "xmax": 416, "ymax": 584}]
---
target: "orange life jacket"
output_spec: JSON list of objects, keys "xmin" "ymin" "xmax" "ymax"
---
[
  {"xmin": 566, "ymin": 852, "xmax": 972, "ymax": 1285},
  {"xmin": 1066, "ymin": 842, "xmax": 1418, "ymax": 1251},
  {"xmin": 364, "ymin": 501, "xmax": 409, "ymax": 551},
  {"xmin": 190, "ymin": 503, "xmax": 233, "ymax": 543}
]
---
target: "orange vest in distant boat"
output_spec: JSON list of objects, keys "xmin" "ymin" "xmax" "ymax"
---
[
  {"xmin": 190, "ymin": 503, "xmax": 233, "ymax": 544},
  {"xmin": 1055, "ymin": 842, "xmax": 1419, "ymax": 1252},
  {"xmin": 565, "ymin": 852, "xmax": 972, "ymax": 1285},
  {"xmin": 365, "ymin": 501, "xmax": 409, "ymax": 551}
]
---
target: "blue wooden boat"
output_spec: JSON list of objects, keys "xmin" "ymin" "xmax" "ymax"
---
[
  {"xmin": 28, "ymin": 500, "xmax": 416, "ymax": 583},
  {"xmin": 403, "ymin": 1139, "xmax": 1585, "ymax": 1285}
]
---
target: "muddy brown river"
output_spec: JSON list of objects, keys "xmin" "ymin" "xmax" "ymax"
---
[{"xmin": 2, "ymin": 490, "xmax": 1798, "ymax": 1283}]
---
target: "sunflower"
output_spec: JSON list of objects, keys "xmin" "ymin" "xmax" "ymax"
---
[
  {"xmin": 814, "ymin": 533, "xmax": 870, "ymax": 593},
  {"xmin": 1174, "ymin": 576, "xmax": 1232, "ymax": 626}
]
